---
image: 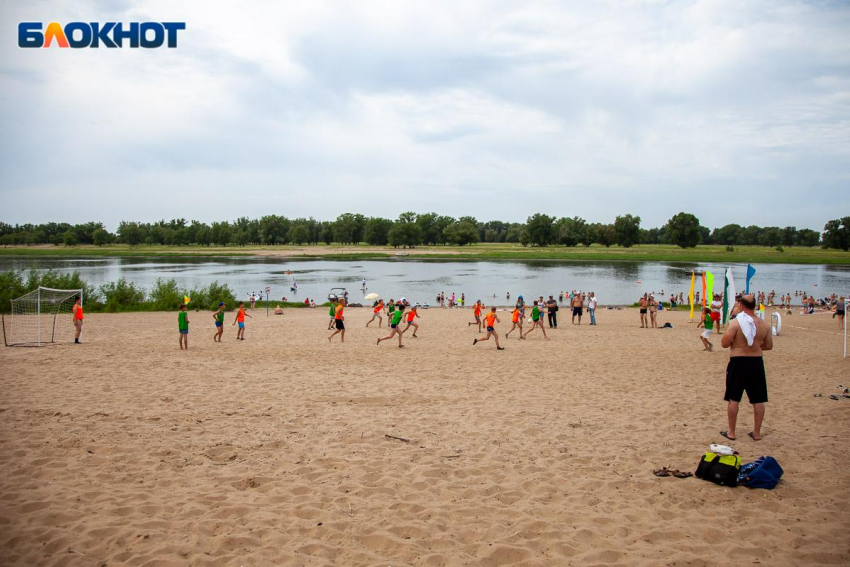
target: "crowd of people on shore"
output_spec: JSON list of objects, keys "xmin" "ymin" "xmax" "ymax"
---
[{"xmin": 191, "ymin": 286, "xmax": 845, "ymax": 350}]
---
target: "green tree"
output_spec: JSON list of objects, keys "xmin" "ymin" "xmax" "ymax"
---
[
  {"xmin": 822, "ymin": 217, "xmax": 850, "ymax": 250},
  {"xmin": 210, "ymin": 221, "xmax": 231, "ymax": 246},
  {"xmin": 741, "ymin": 225, "xmax": 761, "ymax": 245},
  {"xmin": 320, "ymin": 221, "xmax": 335, "ymax": 245},
  {"xmin": 505, "ymin": 224, "xmax": 524, "ymax": 243},
  {"xmin": 613, "ymin": 214, "xmax": 641, "ymax": 248},
  {"xmin": 554, "ymin": 216, "xmax": 587, "ymax": 247},
  {"xmin": 416, "ymin": 212, "xmax": 442, "ymax": 245},
  {"xmin": 333, "ymin": 213, "xmax": 357, "ymax": 244},
  {"xmin": 711, "ymin": 224, "xmax": 743, "ymax": 246},
  {"xmin": 62, "ymin": 230, "xmax": 78, "ymax": 246},
  {"xmin": 525, "ymin": 214, "xmax": 554, "ymax": 246},
  {"xmin": 92, "ymin": 228, "xmax": 111, "ymax": 246},
  {"xmin": 664, "ymin": 212, "xmax": 701, "ymax": 248},
  {"xmin": 388, "ymin": 213, "xmax": 422, "ymax": 248},
  {"xmin": 289, "ymin": 223, "xmax": 310, "ymax": 245},
  {"xmin": 781, "ymin": 226, "xmax": 798, "ymax": 247},
  {"xmin": 364, "ymin": 217, "xmax": 393, "ymax": 245},
  {"xmin": 117, "ymin": 221, "xmax": 144, "ymax": 246},
  {"xmin": 443, "ymin": 219, "xmax": 480, "ymax": 245},
  {"xmin": 196, "ymin": 227, "xmax": 212, "ymax": 246},
  {"xmin": 796, "ymin": 228, "xmax": 820, "ymax": 247},
  {"xmin": 594, "ymin": 223, "xmax": 616, "ymax": 247},
  {"xmin": 259, "ymin": 215, "xmax": 289, "ymax": 244},
  {"xmin": 758, "ymin": 227, "xmax": 782, "ymax": 247}
]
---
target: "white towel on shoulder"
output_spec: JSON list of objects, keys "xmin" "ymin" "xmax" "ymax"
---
[{"xmin": 737, "ymin": 312, "xmax": 757, "ymax": 346}]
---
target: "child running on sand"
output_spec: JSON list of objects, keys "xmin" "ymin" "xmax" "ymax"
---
[
  {"xmin": 366, "ymin": 299, "xmax": 384, "ymax": 327},
  {"xmin": 468, "ymin": 300, "xmax": 483, "ymax": 332},
  {"xmin": 378, "ymin": 303, "xmax": 406, "ymax": 347},
  {"xmin": 404, "ymin": 304, "xmax": 420, "ymax": 337},
  {"xmin": 212, "ymin": 302, "xmax": 225, "ymax": 342},
  {"xmin": 327, "ymin": 298, "xmax": 337, "ymax": 330},
  {"xmin": 328, "ymin": 298, "xmax": 346, "ymax": 343},
  {"xmin": 522, "ymin": 300, "xmax": 548, "ymax": 340},
  {"xmin": 178, "ymin": 304, "xmax": 189, "ymax": 350},
  {"xmin": 697, "ymin": 307, "xmax": 713, "ymax": 351},
  {"xmin": 473, "ymin": 307, "xmax": 505, "ymax": 350},
  {"xmin": 233, "ymin": 301, "xmax": 252, "ymax": 340},
  {"xmin": 506, "ymin": 304, "xmax": 523, "ymax": 339}
]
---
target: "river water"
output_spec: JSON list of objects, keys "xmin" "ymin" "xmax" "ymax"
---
[{"xmin": 1, "ymin": 257, "xmax": 848, "ymax": 306}]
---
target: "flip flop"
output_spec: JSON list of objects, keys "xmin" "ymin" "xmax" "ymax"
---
[
  {"xmin": 653, "ymin": 467, "xmax": 671, "ymax": 477},
  {"xmin": 829, "ymin": 394, "xmax": 840, "ymax": 400},
  {"xmin": 672, "ymin": 470, "xmax": 693, "ymax": 479},
  {"xmin": 720, "ymin": 431, "xmax": 736, "ymax": 441},
  {"xmin": 747, "ymin": 432, "xmax": 761, "ymax": 441},
  {"xmin": 813, "ymin": 393, "xmax": 823, "ymax": 397}
]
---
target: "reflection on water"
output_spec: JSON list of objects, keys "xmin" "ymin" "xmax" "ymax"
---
[{"xmin": 0, "ymin": 256, "xmax": 847, "ymax": 306}]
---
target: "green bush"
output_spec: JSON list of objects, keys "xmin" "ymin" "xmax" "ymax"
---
[
  {"xmin": 1, "ymin": 271, "xmax": 239, "ymax": 313},
  {"xmin": 0, "ymin": 271, "xmax": 27, "ymax": 313},
  {"xmin": 149, "ymin": 278, "xmax": 183, "ymax": 310},
  {"xmin": 0, "ymin": 270, "xmax": 100, "ymax": 313},
  {"xmin": 100, "ymin": 278, "xmax": 146, "ymax": 312}
]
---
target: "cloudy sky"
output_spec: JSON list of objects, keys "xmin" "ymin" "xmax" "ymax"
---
[{"xmin": 1, "ymin": 0, "xmax": 848, "ymax": 231}]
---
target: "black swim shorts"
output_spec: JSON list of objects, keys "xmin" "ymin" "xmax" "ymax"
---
[
  {"xmin": 335, "ymin": 320, "xmax": 345, "ymax": 330},
  {"xmin": 724, "ymin": 356, "xmax": 768, "ymax": 404},
  {"xmin": 572, "ymin": 307, "xmax": 581, "ymax": 316},
  {"xmin": 640, "ymin": 309, "xmax": 647, "ymax": 314}
]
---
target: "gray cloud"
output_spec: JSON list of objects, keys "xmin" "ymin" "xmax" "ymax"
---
[{"xmin": 0, "ymin": 0, "xmax": 848, "ymax": 231}]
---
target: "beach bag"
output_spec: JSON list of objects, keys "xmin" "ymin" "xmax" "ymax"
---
[
  {"xmin": 695, "ymin": 452, "xmax": 741, "ymax": 487},
  {"xmin": 737, "ymin": 456, "xmax": 784, "ymax": 489}
]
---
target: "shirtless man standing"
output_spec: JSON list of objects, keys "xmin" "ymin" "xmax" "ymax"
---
[
  {"xmin": 719, "ymin": 294, "xmax": 773, "ymax": 442},
  {"xmin": 638, "ymin": 295, "xmax": 649, "ymax": 328},
  {"xmin": 571, "ymin": 293, "xmax": 583, "ymax": 325}
]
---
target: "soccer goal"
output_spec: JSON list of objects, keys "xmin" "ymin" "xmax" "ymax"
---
[{"xmin": 2, "ymin": 287, "xmax": 83, "ymax": 347}]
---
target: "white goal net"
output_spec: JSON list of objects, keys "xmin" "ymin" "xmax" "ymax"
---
[{"xmin": 2, "ymin": 287, "xmax": 83, "ymax": 347}]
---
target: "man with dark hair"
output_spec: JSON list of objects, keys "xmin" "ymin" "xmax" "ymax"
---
[
  {"xmin": 546, "ymin": 295, "xmax": 558, "ymax": 328},
  {"xmin": 720, "ymin": 294, "xmax": 773, "ymax": 442}
]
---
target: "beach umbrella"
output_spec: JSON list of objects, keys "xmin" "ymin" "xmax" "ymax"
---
[{"xmin": 364, "ymin": 293, "xmax": 379, "ymax": 301}]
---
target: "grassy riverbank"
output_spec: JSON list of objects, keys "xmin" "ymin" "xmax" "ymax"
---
[{"xmin": 0, "ymin": 243, "xmax": 848, "ymax": 264}]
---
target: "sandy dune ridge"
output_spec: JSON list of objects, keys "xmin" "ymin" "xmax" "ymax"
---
[{"xmin": 0, "ymin": 306, "xmax": 848, "ymax": 566}]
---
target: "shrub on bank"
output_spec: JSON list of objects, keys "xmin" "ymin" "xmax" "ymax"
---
[{"xmin": 0, "ymin": 270, "xmax": 238, "ymax": 313}]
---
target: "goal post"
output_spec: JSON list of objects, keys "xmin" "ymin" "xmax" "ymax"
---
[{"xmin": 2, "ymin": 287, "xmax": 83, "ymax": 347}]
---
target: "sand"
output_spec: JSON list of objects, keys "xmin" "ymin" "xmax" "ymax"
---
[{"xmin": 0, "ymin": 306, "xmax": 848, "ymax": 566}]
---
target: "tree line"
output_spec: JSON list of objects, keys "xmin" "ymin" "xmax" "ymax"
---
[{"xmin": 0, "ymin": 213, "xmax": 847, "ymax": 250}]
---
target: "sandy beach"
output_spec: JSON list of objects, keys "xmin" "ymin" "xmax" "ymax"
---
[{"xmin": 1, "ymin": 306, "xmax": 848, "ymax": 566}]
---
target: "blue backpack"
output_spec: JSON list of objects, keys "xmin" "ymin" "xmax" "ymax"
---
[{"xmin": 737, "ymin": 456, "xmax": 784, "ymax": 489}]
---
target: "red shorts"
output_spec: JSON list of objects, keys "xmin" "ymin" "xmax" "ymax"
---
[{"xmin": 710, "ymin": 312, "xmax": 720, "ymax": 322}]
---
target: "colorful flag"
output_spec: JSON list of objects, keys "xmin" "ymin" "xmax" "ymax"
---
[
  {"xmin": 701, "ymin": 273, "xmax": 707, "ymax": 308},
  {"xmin": 722, "ymin": 267, "xmax": 737, "ymax": 324},
  {"xmin": 688, "ymin": 271, "xmax": 695, "ymax": 319},
  {"xmin": 746, "ymin": 264, "xmax": 756, "ymax": 294},
  {"xmin": 183, "ymin": 295, "xmax": 191, "ymax": 305},
  {"xmin": 706, "ymin": 271, "xmax": 714, "ymax": 306}
]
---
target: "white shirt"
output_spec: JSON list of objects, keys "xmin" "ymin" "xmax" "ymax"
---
[{"xmin": 589, "ymin": 297, "xmax": 598, "ymax": 309}]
